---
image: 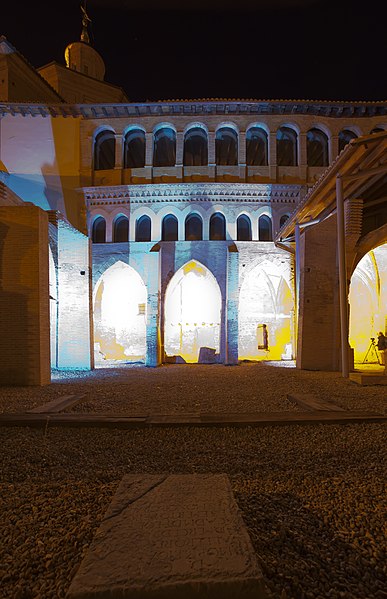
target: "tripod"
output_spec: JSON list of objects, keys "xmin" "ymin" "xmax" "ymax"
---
[{"xmin": 362, "ymin": 338, "xmax": 381, "ymax": 365}]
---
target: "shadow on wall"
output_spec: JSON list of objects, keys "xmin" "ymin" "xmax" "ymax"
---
[{"xmin": 0, "ymin": 221, "xmax": 30, "ymax": 384}]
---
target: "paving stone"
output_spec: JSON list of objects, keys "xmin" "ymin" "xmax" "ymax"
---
[
  {"xmin": 286, "ymin": 392, "xmax": 345, "ymax": 411},
  {"xmin": 27, "ymin": 394, "xmax": 86, "ymax": 413},
  {"xmin": 66, "ymin": 474, "xmax": 267, "ymax": 599}
]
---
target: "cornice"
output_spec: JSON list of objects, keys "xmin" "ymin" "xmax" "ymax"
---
[
  {"xmin": 1, "ymin": 100, "xmax": 386, "ymax": 119},
  {"xmin": 81, "ymin": 182, "xmax": 304, "ymax": 207}
]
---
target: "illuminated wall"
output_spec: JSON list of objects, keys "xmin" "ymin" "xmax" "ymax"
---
[
  {"xmin": 49, "ymin": 245, "xmax": 58, "ymax": 369},
  {"xmin": 238, "ymin": 255, "xmax": 293, "ymax": 361},
  {"xmin": 349, "ymin": 244, "xmax": 387, "ymax": 363},
  {"xmin": 0, "ymin": 114, "xmax": 83, "ymax": 231},
  {"xmin": 93, "ymin": 261, "xmax": 147, "ymax": 364},
  {"xmin": 164, "ymin": 260, "xmax": 221, "ymax": 363}
]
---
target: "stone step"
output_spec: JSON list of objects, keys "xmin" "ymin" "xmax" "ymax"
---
[
  {"xmin": 349, "ymin": 372, "xmax": 387, "ymax": 386},
  {"xmin": 66, "ymin": 474, "xmax": 267, "ymax": 598},
  {"xmin": 27, "ymin": 394, "xmax": 86, "ymax": 414}
]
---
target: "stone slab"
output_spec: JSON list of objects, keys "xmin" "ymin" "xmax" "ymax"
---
[
  {"xmin": 27, "ymin": 394, "xmax": 86, "ymax": 414},
  {"xmin": 287, "ymin": 393, "xmax": 345, "ymax": 412},
  {"xmin": 349, "ymin": 373, "xmax": 387, "ymax": 386},
  {"xmin": 66, "ymin": 474, "xmax": 267, "ymax": 599}
]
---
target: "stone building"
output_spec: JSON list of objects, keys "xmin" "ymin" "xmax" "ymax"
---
[{"xmin": 0, "ymin": 30, "xmax": 386, "ymax": 385}]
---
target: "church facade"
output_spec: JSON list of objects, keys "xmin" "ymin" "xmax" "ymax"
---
[{"xmin": 0, "ymin": 34, "xmax": 386, "ymax": 384}]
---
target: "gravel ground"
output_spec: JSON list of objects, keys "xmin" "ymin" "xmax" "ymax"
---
[
  {"xmin": 1, "ymin": 362, "xmax": 386, "ymax": 415},
  {"xmin": 0, "ymin": 423, "xmax": 386, "ymax": 599}
]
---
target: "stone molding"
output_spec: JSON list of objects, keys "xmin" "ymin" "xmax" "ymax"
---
[{"xmin": 82, "ymin": 182, "xmax": 303, "ymax": 207}]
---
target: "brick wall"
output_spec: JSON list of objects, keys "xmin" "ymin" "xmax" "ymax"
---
[{"xmin": 0, "ymin": 205, "xmax": 50, "ymax": 385}]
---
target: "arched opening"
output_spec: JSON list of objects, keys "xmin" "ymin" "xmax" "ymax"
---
[
  {"xmin": 185, "ymin": 214, "xmax": 203, "ymax": 240},
  {"xmin": 162, "ymin": 214, "xmax": 178, "ymax": 241},
  {"xmin": 280, "ymin": 214, "xmax": 290, "ymax": 228},
  {"xmin": 237, "ymin": 214, "xmax": 252, "ymax": 241},
  {"xmin": 339, "ymin": 129, "xmax": 358, "ymax": 153},
  {"xmin": 94, "ymin": 130, "xmax": 115, "ymax": 170},
  {"xmin": 370, "ymin": 127, "xmax": 385, "ymax": 134},
  {"xmin": 238, "ymin": 260, "xmax": 293, "ymax": 361},
  {"xmin": 307, "ymin": 128, "xmax": 329, "ymax": 166},
  {"xmin": 92, "ymin": 216, "xmax": 106, "ymax": 243},
  {"xmin": 124, "ymin": 129, "xmax": 145, "ymax": 168},
  {"xmin": 246, "ymin": 127, "xmax": 268, "ymax": 166},
  {"xmin": 277, "ymin": 126, "xmax": 298, "ymax": 166},
  {"xmin": 49, "ymin": 246, "xmax": 57, "ymax": 369},
  {"xmin": 113, "ymin": 215, "xmax": 129, "ymax": 242},
  {"xmin": 136, "ymin": 215, "xmax": 152, "ymax": 242},
  {"xmin": 153, "ymin": 127, "xmax": 176, "ymax": 167},
  {"xmin": 164, "ymin": 261, "xmax": 221, "ymax": 363},
  {"xmin": 210, "ymin": 213, "xmax": 226, "ymax": 240},
  {"xmin": 349, "ymin": 244, "xmax": 387, "ymax": 366},
  {"xmin": 184, "ymin": 127, "xmax": 208, "ymax": 166},
  {"xmin": 258, "ymin": 215, "xmax": 273, "ymax": 241},
  {"xmin": 93, "ymin": 262, "xmax": 147, "ymax": 364},
  {"xmin": 216, "ymin": 127, "xmax": 238, "ymax": 165}
]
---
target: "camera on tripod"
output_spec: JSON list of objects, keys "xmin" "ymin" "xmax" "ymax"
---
[{"xmin": 370, "ymin": 337, "xmax": 375, "ymax": 343}]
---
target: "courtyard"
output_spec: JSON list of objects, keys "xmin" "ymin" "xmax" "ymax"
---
[{"xmin": 0, "ymin": 362, "xmax": 386, "ymax": 598}]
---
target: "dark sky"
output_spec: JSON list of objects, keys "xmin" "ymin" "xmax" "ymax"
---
[{"xmin": 3, "ymin": 0, "xmax": 387, "ymax": 102}]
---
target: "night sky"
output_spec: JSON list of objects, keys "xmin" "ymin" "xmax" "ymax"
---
[{"xmin": 3, "ymin": 0, "xmax": 387, "ymax": 103}]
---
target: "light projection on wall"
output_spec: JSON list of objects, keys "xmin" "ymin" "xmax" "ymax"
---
[
  {"xmin": 164, "ymin": 261, "xmax": 221, "ymax": 363},
  {"xmin": 49, "ymin": 246, "xmax": 57, "ymax": 369},
  {"xmin": 349, "ymin": 244, "xmax": 387, "ymax": 364},
  {"xmin": 93, "ymin": 261, "xmax": 147, "ymax": 364},
  {"xmin": 238, "ymin": 260, "xmax": 293, "ymax": 361}
]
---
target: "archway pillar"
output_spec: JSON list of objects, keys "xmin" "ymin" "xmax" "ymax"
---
[
  {"xmin": 146, "ymin": 246, "xmax": 162, "ymax": 367},
  {"xmin": 225, "ymin": 244, "xmax": 239, "ymax": 364}
]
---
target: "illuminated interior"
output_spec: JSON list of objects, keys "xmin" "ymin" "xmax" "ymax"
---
[
  {"xmin": 93, "ymin": 261, "xmax": 147, "ymax": 364},
  {"xmin": 349, "ymin": 243, "xmax": 387, "ymax": 364},
  {"xmin": 164, "ymin": 261, "xmax": 221, "ymax": 363},
  {"xmin": 238, "ymin": 260, "xmax": 293, "ymax": 360}
]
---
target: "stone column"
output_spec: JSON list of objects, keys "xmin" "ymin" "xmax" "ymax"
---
[
  {"xmin": 176, "ymin": 132, "xmax": 184, "ymax": 167},
  {"xmin": 145, "ymin": 132, "xmax": 154, "ymax": 166},
  {"xmin": 269, "ymin": 132, "xmax": 277, "ymax": 180},
  {"xmin": 330, "ymin": 135, "xmax": 339, "ymax": 163},
  {"xmin": 299, "ymin": 132, "xmax": 307, "ymax": 179},
  {"xmin": 146, "ymin": 247, "xmax": 161, "ymax": 366},
  {"xmin": 225, "ymin": 244, "xmax": 239, "ymax": 365},
  {"xmin": 208, "ymin": 131, "xmax": 216, "ymax": 166}
]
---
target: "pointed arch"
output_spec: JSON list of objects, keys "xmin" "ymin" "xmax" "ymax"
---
[
  {"xmin": 237, "ymin": 214, "xmax": 252, "ymax": 241},
  {"xmin": 185, "ymin": 213, "xmax": 203, "ymax": 240},
  {"xmin": 136, "ymin": 215, "xmax": 152, "ymax": 242},
  {"xmin": 238, "ymin": 259, "xmax": 294, "ymax": 361},
  {"xmin": 162, "ymin": 214, "xmax": 179, "ymax": 241},
  {"xmin": 258, "ymin": 215, "xmax": 273, "ymax": 241},
  {"xmin": 113, "ymin": 215, "xmax": 129, "ymax": 242},
  {"xmin": 94, "ymin": 129, "xmax": 115, "ymax": 170},
  {"xmin": 210, "ymin": 212, "xmax": 226, "ymax": 240},
  {"xmin": 93, "ymin": 261, "xmax": 147, "ymax": 364},
  {"xmin": 92, "ymin": 216, "xmax": 106, "ymax": 243},
  {"xmin": 164, "ymin": 261, "xmax": 222, "ymax": 363}
]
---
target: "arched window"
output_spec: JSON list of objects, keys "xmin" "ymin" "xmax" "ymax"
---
[
  {"xmin": 216, "ymin": 127, "xmax": 238, "ymax": 165},
  {"xmin": 237, "ymin": 215, "xmax": 252, "ymax": 241},
  {"xmin": 162, "ymin": 214, "xmax": 178, "ymax": 241},
  {"xmin": 184, "ymin": 128, "xmax": 208, "ymax": 166},
  {"xmin": 258, "ymin": 215, "xmax": 273, "ymax": 241},
  {"xmin": 92, "ymin": 217, "xmax": 106, "ymax": 243},
  {"xmin": 124, "ymin": 129, "xmax": 145, "ymax": 168},
  {"xmin": 339, "ymin": 129, "xmax": 357, "ymax": 153},
  {"xmin": 210, "ymin": 213, "xmax": 226, "ymax": 240},
  {"xmin": 280, "ymin": 214, "xmax": 290, "ymax": 228},
  {"xmin": 185, "ymin": 214, "xmax": 203, "ymax": 241},
  {"xmin": 277, "ymin": 127, "xmax": 298, "ymax": 166},
  {"xmin": 153, "ymin": 127, "xmax": 176, "ymax": 167},
  {"xmin": 135, "ymin": 215, "xmax": 151, "ymax": 242},
  {"xmin": 94, "ymin": 130, "xmax": 115, "ymax": 170},
  {"xmin": 307, "ymin": 128, "xmax": 329, "ymax": 167},
  {"xmin": 370, "ymin": 127, "xmax": 384, "ymax": 135},
  {"xmin": 246, "ymin": 127, "xmax": 268, "ymax": 166},
  {"xmin": 113, "ymin": 216, "xmax": 129, "ymax": 242}
]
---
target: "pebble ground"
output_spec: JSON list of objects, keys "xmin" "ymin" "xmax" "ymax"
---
[{"xmin": 0, "ymin": 363, "xmax": 386, "ymax": 598}]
